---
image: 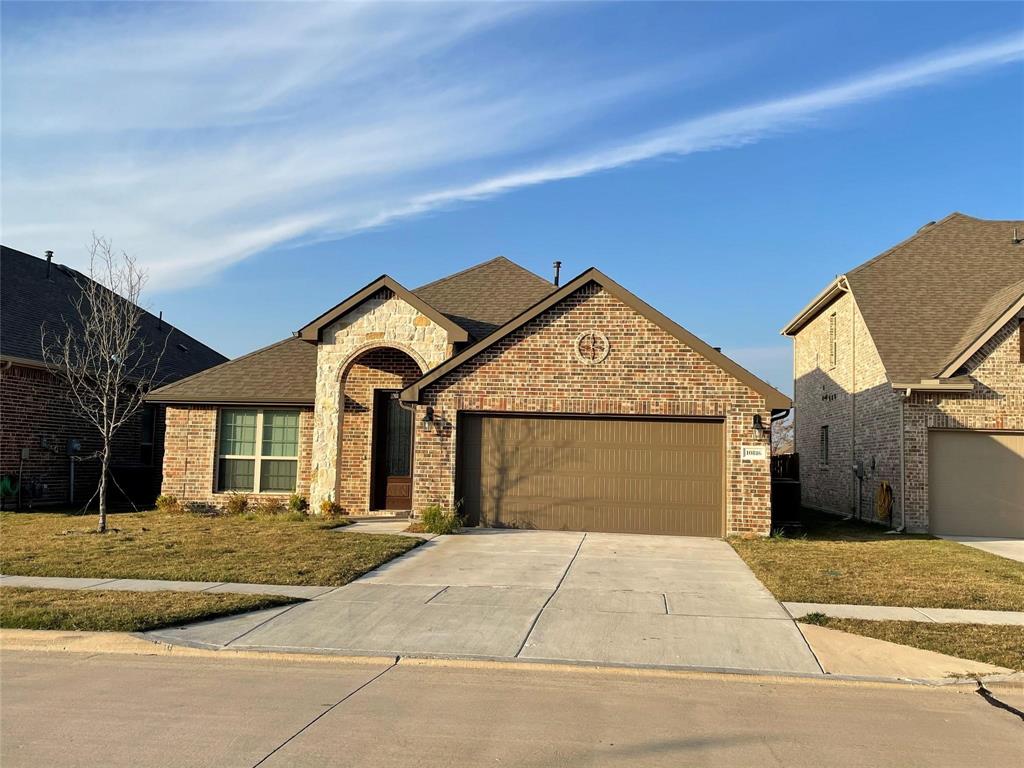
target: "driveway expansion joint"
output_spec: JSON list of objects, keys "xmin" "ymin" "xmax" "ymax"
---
[{"xmin": 514, "ymin": 532, "xmax": 587, "ymax": 658}]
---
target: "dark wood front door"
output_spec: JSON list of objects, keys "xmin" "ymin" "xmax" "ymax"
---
[{"xmin": 371, "ymin": 391, "xmax": 414, "ymax": 511}]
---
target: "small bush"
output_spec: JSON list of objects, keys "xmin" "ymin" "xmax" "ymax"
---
[
  {"xmin": 223, "ymin": 493, "xmax": 249, "ymax": 516},
  {"xmin": 155, "ymin": 494, "xmax": 180, "ymax": 513},
  {"xmin": 320, "ymin": 499, "xmax": 344, "ymax": 520},
  {"xmin": 288, "ymin": 494, "xmax": 309, "ymax": 514},
  {"xmin": 250, "ymin": 496, "xmax": 288, "ymax": 517},
  {"xmin": 419, "ymin": 503, "xmax": 462, "ymax": 535}
]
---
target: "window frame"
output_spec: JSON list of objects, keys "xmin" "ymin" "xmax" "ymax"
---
[
  {"xmin": 215, "ymin": 408, "xmax": 300, "ymax": 494},
  {"xmin": 139, "ymin": 403, "xmax": 157, "ymax": 467},
  {"xmin": 820, "ymin": 425, "xmax": 829, "ymax": 466}
]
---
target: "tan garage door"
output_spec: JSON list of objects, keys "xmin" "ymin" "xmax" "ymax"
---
[
  {"xmin": 928, "ymin": 430, "xmax": 1024, "ymax": 537},
  {"xmin": 457, "ymin": 414, "xmax": 724, "ymax": 536}
]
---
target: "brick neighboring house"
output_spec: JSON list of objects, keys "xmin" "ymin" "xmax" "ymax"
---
[
  {"xmin": 783, "ymin": 213, "xmax": 1024, "ymax": 537},
  {"xmin": 150, "ymin": 257, "xmax": 790, "ymax": 537},
  {"xmin": 0, "ymin": 246, "xmax": 227, "ymax": 508}
]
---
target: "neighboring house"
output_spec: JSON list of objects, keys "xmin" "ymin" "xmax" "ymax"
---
[
  {"xmin": 783, "ymin": 213, "xmax": 1024, "ymax": 537},
  {"xmin": 0, "ymin": 246, "xmax": 227, "ymax": 508},
  {"xmin": 149, "ymin": 257, "xmax": 789, "ymax": 536}
]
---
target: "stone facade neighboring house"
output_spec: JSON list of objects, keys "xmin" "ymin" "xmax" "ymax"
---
[
  {"xmin": 783, "ymin": 213, "xmax": 1024, "ymax": 536},
  {"xmin": 150, "ymin": 257, "xmax": 790, "ymax": 537},
  {"xmin": 0, "ymin": 246, "xmax": 227, "ymax": 508}
]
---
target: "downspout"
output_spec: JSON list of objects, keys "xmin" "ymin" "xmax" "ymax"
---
[
  {"xmin": 851, "ymin": 296, "xmax": 858, "ymax": 520},
  {"xmin": 895, "ymin": 387, "xmax": 910, "ymax": 532}
]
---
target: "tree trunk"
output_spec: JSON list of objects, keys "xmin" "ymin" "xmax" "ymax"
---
[{"xmin": 98, "ymin": 447, "xmax": 109, "ymax": 533}]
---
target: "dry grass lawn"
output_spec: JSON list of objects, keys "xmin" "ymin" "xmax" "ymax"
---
[
  {"xmin": 0, "ymin": 511, "xmax": 420, "ymax": 586},
  {"xmin": 730, "ymin": 512, "xmax": 1024, "ymax": 611},
  {"xmin": 0, "ymin": 587, "xmax": 298, "ymax": 632},
  {"xmin": 799, "ymin": 614, "xmax": 1024, "ymax": 671}
]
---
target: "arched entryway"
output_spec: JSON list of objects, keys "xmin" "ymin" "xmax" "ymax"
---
[{"xmin": 337, "ymin": 346, "xmax": 424, "ymax": 514}]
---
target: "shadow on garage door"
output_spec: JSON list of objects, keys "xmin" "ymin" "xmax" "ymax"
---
[{"xmin": 456, "ymin": 413, "xmax": 725, "ymax": 537}]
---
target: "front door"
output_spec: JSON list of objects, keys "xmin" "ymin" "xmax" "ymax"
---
[{"xmin": 371, "ymin": 390, "xmax": 414, "ymax": 511}]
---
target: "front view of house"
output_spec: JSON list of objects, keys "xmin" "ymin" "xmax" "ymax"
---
[{"xmin": 150, "ymin": 257, "xmax": 789, "ymax": 536}]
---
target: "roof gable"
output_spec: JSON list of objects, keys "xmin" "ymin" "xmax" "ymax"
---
[
  {"xmin": 0, "ymin": 245, "xmax": 226, "ymax": 383},
  {"xmin": 402, "ymin": 267, "xmax": 790, "ymax": 410},
  {"xmin": 297, "ymin": 275, "xmax": 469, "ymax": 344}
]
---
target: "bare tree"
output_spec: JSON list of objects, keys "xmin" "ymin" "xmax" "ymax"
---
[
  {"xmin": 42, "ymin": 236, "xmax": 167, "ymax": 532},
  {"xmin": 772, "ymin": 410, "xmax": 795, "ymax": 455}
]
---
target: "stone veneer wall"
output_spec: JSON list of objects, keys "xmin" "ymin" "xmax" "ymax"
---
[
  {"xmin": 336, "ymin": 348, "xmax": 423, "ymax": 513},
  {"xmin": 310, "ymin": 288, "xmax": 452, "ymax": 510},
  {"xmin": 412, "ymin": 284, "xmax": 774, "ymax": 535},
  {"xmin": 902, "ymin": 314, "xmax": 1023, "ymax": 531},
  {"xmin": 160, "ymin": 405, "xmax": 314, "ymax": 505}
]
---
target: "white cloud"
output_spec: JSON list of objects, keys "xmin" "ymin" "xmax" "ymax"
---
[{"xmin": 2, "ymin": 2, "xmax": 1021, "ymax": 291}]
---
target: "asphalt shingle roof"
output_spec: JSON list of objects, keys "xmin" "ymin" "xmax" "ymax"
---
[
  {"xmin": 413, "ymin": 256, "xmax": 555, "ymax": 339},
  {"xmin": 149, "ymin": 256, "xmax": 555, "ymax": 404},
  {"xmin": 844, "ymin": 213, "xmax": 1024, "ymax": 382},
  {"xmin": 1, "ymin": 245, "xmax": 226, "ymax": 384}
]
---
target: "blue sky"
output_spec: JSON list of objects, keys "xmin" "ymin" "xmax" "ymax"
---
[{"xmin": 3, "ymin": 2, "xmax": 1023, "ymax": 392}]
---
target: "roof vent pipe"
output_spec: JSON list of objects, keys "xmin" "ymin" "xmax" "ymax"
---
[
  {"xmin": 552, "ymin": 260, "xmax": 562, "ymax": 287},
  {"xmin": 158, "ymin": 310, "xmax": 163, "ymax": 330},
  {"xmin": 45, "ymin": 250, "xmax": 54, "ymax": 279},
  {"xmin": 1013, "ymin": 227, "xmax": 1022, "ymax": 245}
]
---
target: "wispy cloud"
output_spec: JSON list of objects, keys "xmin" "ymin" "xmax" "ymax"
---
[{"xmin": 2, "ymin": 1, "xmax": 1021, "ymax": 290}]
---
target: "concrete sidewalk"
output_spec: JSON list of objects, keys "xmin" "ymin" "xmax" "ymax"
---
[
  {"xmin": 784, "ymin": 602, "xmax": 1024, "ymax": 626},
  {"xmin": 0, "ymin": 574, "xmax": 335, "ymax": 599},
  {"xmin": 939, "ymin": 535, "xmax": 1024, "ymax": 564}
]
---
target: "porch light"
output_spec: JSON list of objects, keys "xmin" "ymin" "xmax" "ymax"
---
[
  {"xmin": 421, "ymin": 406, "xmax": 435, "ymax": 427},
  {"xmin": 752, "ymin": 414, "xmax": 769, "ymax": 438}
]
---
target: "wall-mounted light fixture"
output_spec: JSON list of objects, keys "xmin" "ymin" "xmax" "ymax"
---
[
  {"xmin": 752, "ymin": 414, "xmax": 769, "ymax": 438},
  {"xmin": 421, "ymin": 406, "xmax": 435, "ymax": 429}
]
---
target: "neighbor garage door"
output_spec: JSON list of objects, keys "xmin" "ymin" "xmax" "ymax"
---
[
  {"xmin": 928, "ymin": 430, "xmax": 1024, "ymax": 537},
  {"xmin": 457, "ymin": 414, "xmax": 724, "ymax": 536}
]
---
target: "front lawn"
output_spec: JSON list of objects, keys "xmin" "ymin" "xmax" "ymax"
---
[
  {"xmin": 0, "ymin": 511, "xmax": 421, "ymax": 586},
  {"xmin": 730, "ymin": 511, "xmax": 1024, "ymax": 611},
  {"xmin": 799, "ymin": 614, "xmax": 1024, "ymax": 671},
  {"xmin": 0, "ymin": 587, "xmax": 298, "ymax": 632}
]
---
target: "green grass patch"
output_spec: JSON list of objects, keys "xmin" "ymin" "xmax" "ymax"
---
[
  {"xmin": 799, "ymin": 614, "xmax": 1024, "ymax": 671},
  {"xmin": 730, "ymin": 511, "xmax": 1024, "ymax": 611},
  {"xmin": 0, "ymin": 587, "xmax": 298, "ymax": 633},
  {"xmin": 0, "ymin": 510, "xmax": 420, "ymax": 586}
]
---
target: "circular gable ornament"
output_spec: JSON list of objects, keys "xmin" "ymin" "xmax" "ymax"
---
[{"xmin": 574, "ymin": 330, "xmax": 610, "ymax": 364}]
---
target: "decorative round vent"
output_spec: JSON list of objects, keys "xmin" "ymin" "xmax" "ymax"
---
[{"xmin": 573, "ymin": 330, "xmax": 610, "ymax": 364}]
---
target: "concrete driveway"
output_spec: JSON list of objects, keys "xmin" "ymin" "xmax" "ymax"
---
[
  {"xmin": 939, "ymin": 536, "xmax": 1024, "ymax": 563},
  {"xmin": 149, "ymin": 530, "xmax": 821, "ymax": 675}
]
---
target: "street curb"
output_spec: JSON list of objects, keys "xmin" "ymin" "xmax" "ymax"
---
[{"xmin": 4, "ymin": 628, "xmax": 1022, "ymax": 690}]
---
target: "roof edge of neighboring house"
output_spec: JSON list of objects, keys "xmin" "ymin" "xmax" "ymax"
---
[
  {"xmin": 296, "ymin": 275, "xmax": 469, "ymax": 344},
  {"xmin": 147, "ymin": 397, "xmax": 314, "ymax": 406},
  {"xmin": 780, "ymin": 276, "xmax": 849, "ymax": 336},
  {"xmin": 401, "ymin": 267, "xmax": 791, "ymax": 410},
  {"xmin": 146, "ymin": 337, "xmax": 294, "ymax": 402},
  {"xmin": 936, "ymin": 291, "xmax": 1024, "ymax": 378},
  {"xmin": 890, "ymin": 376, "xmax": 974, "ymax": 393}
]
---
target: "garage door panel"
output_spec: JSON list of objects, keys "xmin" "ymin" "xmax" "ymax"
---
[
  {"xmin": 458, "ymin": 414, "xmax": 724, "ymax": 536},
  {"xmin": 928, "ymin": 431, "xmax": 1024, "ymax": 538}
]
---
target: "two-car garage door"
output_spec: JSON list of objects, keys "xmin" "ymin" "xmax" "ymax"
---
[
  {"xmin": 928, "ymin": 430, "xmax": 1024, "ymax": 538},
  {"xmin": 457, "ymin": 414, "xmax": 724, "ymax": 536}
]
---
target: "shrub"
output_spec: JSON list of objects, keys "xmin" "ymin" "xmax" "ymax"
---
[
  {"xmin": 155, "ymin": 494, "xmax": 180, "ymax": 513},
  {"xmin": 223, "ymin": 493, "xmax": 249, "ymax": 516},
  {"xmin": 320, "ymin": 499, "xmax": 344, "ymax": 520},
  {"xmin": 420, "ymin": 503, "xmax": 462, "ymax": 535},
  {"xmin": 250, "ymin": 496, "xmax": 287, "ymax": 517},
  {"xmin": 288, "ymin": 494, "xmax": 309, "ymax": 514}
]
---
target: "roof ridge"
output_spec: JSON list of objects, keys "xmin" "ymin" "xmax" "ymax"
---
[
  {"xmin": 413, "ymin": 255, "xmax": 549, "ymax": 293},
  {"xmin": 151, "ymin": 336, "xmax": 296, "ymax": 394}
]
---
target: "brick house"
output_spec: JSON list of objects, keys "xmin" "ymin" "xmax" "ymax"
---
[
  {"xmin": 150, "ymin": 257, "xmax": 789, "ymax": 536},
  {"xmin": 0, "ymin": 246, "xmax": 226, "ymax": 508},
  {"xmin": 783, "ymin": 213, "xmax": 1023, "ymax": 536}
]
